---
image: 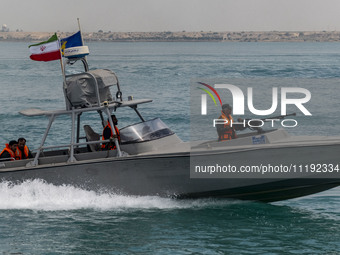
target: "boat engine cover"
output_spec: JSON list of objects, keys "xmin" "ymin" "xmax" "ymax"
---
[{"xmin": 65, "ymin": 69, "xmax": 117, "ymax": 107}]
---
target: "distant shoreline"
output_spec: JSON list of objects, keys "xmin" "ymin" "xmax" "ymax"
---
[{"xmin": 1, "ymin": 31, "xmax": 340, "ymax": 42}]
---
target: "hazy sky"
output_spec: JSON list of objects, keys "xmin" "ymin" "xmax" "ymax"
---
[{"xmin": 1, "ymin": 0, "xmax": 340, "ymax": 32}]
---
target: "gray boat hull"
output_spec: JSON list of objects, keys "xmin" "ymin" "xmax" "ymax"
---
[{"xmin": 1, "ymin": 146, "xmax": 339, "ymax": 202}]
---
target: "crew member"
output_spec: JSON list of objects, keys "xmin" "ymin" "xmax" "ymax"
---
[
  {"xmin": 216, "ymin": 104, "xmax": 237, "ymax": 141},
  {"xmin": 16, "ymin": 137, "xmax": 33, "ymax": 160},
  {"xmin": 0, "ymin": 140, "xmax": 18, "ymax": 161},
  {"xmin": 102, "ymin": 115, "xmax": 121, "ymax": 150}
]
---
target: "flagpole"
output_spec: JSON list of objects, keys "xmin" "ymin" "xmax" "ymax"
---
[
  {"xmin": 77, "ymin": 18, "xmax": 87, "ymax": 62},
  {"xmin": 77, "ymin": 18, "xmax": 85, "ymax": 46},
  {"xmin": 56, "ymin": 32, "xmax": 69, "ymax": 110},
  {"xmin": 57, "ymin": 33, "xmax": 66, "ymax": 83}
]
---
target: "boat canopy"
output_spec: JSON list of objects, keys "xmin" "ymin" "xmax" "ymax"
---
[{"xmin": 19, "ymin": 99, "xmax": 153, "ymax": 117}]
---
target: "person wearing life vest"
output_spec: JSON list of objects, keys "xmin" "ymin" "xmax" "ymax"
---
[
  {"xmin": 16, "ymin": 137, "xmax": 33, "ymax": 160},
  {"xmin": 216, "ymin": 104, "xmax": 237, "ymax": 141},
  {"xmin": 0, "ymin": 140, "xmax": 18, "ymax": 161},
  {"xmin": 102, "ymin": 114, "xmax": 121, "ymax": 150}
]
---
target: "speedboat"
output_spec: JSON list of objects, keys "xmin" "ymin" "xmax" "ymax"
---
[{"xmin": 0, "ymin": 46, "xmax": 339, "ymax": 202}]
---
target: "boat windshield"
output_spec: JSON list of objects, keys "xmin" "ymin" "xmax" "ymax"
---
[{"xmin": 120, "ymin": 118, "xmax": 174, "ymax": 143}]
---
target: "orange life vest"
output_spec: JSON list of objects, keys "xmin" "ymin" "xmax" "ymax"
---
[
  {"xmin": 101, "ymin": 123, "xmax": 120, "ymax": 150},
  {"xmin": 218, "ymin": 112, "xmax": 237, "ymax": 141},
  {"xmin": 15, "ymin": 145, "xmax": 30, "ymax": 160},
  {"xmin": 0, "ymin": 144, "xmax": 16, "ymax": 161}
]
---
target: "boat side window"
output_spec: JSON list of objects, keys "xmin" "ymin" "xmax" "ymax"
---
[{"xmin": 120, "ymin": 118, "xmax": 174, "ymax": 143}]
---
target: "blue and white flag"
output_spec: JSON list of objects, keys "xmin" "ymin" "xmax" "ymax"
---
[{"xmin": 60, "ymin": 31, "xmax": 83, "ymax": 55}]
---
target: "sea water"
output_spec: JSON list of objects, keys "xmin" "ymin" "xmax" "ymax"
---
[{"xmin": 0, "ymin": 41, "xmax": 339, "ymax": 254}]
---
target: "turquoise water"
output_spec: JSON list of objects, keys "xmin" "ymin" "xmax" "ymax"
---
[{"xmin": 0, "ymin": 41, "xmax": 339, "ymax": 254}]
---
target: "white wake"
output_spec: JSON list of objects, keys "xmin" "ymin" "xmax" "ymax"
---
[{"xmin": 0, "ymin": 179, "xmax": 238, "ymax": 211}]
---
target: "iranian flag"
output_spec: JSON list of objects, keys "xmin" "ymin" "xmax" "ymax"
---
[{"xmin": 29, "ymin": 33, "xmax": 61, "ymax": 62}]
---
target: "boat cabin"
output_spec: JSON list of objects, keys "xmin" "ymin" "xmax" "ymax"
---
[{"xmin": 0, "ymin": 55, "xmax": 182, "ymax": 169}]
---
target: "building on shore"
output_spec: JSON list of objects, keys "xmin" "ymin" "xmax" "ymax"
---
[{"xmin": 1, "ymin": 24, "xmax": 9, "ymax": 32}]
